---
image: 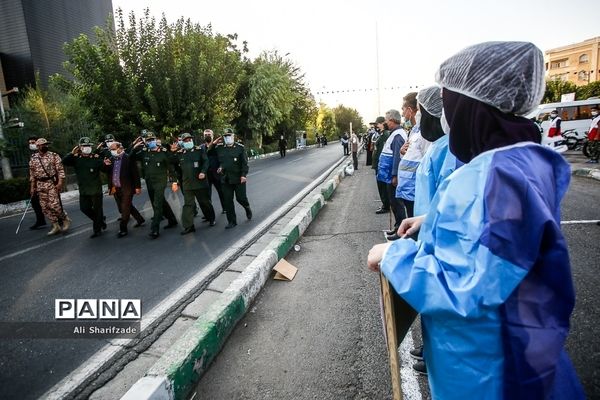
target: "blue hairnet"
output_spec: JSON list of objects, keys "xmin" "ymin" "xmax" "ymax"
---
[
  {"xmin": 435, "ymin": 41, "xmax": 545, "ymax": 115},
  {"xmin": 417, "ymin": 86, "xmax": 443, "ymax": 118}
]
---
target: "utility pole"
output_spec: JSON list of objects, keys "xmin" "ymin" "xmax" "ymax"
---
[
  {"xmin": 0, "ymin": 87, "xmax": 18, "ymax": 179},
  {"xmin": 375, "ymin": 21, "xmax": 381, "ymax": 116}
]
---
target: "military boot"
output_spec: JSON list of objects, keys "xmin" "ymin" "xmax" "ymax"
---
[
  {"xmin": 61, "ymin": 216, "xmax": 72, "ymax": 231},
  {"xmin": 47, "ymin": 223, "xmax": 61, "ymax": 236}
]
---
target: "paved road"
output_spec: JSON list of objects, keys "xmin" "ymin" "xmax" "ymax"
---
[
  {"xmin": 195, "ymin": 154, "xmax": 600, "ymax": 399},
  {"xmin": 0, "ymin": 144, "xmax": 345, "ymax": 400}
]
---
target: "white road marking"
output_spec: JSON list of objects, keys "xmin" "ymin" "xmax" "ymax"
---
[
  {"xmin": 287, "ymin": 157, "xmax": 304, "ymax": 163},
  {"xmin": 247, "ymin": 170, "xmax": 262, "ymax": 177},
  {"xmin": 561, "ymin": 220, "xmax": 600, "ymax": 225},
  {"xmin": 399, "ymin": 330, "xmax": 424, "ymax": 400}
]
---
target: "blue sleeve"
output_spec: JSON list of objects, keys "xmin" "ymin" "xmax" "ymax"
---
[
  {"xmin": 381, "ymin": 155, "xmax": 529, "ymax": 318},
  {"xmin": 391, "ymin": 134, "xmax": 405, "ymax": 178}
]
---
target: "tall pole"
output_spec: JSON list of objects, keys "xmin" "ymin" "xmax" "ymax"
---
[
  {"xmin": 375, "ymin": 21, "xmax": 381, "ymax": 115},
  {"xmin": 0, "ymin": 90, "xmax": 13, "ymax": 179}
]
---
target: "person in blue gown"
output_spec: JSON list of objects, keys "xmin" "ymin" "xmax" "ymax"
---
[{"xmin": 368, "ymin": 41, "xmax": 584, "ymax": 400}]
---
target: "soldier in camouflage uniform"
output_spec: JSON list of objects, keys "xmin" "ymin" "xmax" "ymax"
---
[
  {"xmin": 29, "ymin": 138, "xmax": 71, "ymax": 235},
  {"xmin": 62, "ymin": 137, "xmax": 106, "ymax": 238},
  {"xmin": 130, "ymin": 132, "xmax": 178, "ymax": 239},
  {"xmin": 216, "ymin": 128, "xmax": 252, "ymax": 229},
  {"xmin": 170, "ymin": 133, "xmax": 216, "ymax": 235}
]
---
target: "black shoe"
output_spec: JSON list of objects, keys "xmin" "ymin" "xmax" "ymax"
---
[
  {"xmin": 410, "ymin": 346, "xmax": 423, "ymax": 361},
  {"xmin": 386, "ymin": 233, "xmax": 401, "ymax": 241},
  {"xmin": 385, "ymin": 229, "xmax": 397, "ymax": 236},
  {"xmin": 201, "ymin": 216, "xmax": 209, "ymax": 222},
  {"xmin": 164, "ymin": 221, "xmax": 178, "ymax": 229},
  {"xmin": 117, "ymin": 231, "xmax": 128, "ymax": 238},
  {"xmin": 90, "ymin": 231, "xmax": 102, "ymax": 238},
  {"xmin": 375, "ymin": 208, "xmax": 390, "ymax": 214},
  {"xmin": 117, "ymin": 217, "xmax": 122, "ymax": 222},
  {"xmin": 413, "ymin": 360, "xmax": 427, "ymax": 376},
  {"xmin": 133, "ymin": 220, "xmax": 145, "ymax": 228},
  {"xmin": 149, "ymin": 231, "xmax": 159, "ymax": 239},
  {"xmin": 180, "ymin": 227, "xmax": 196, "ymax": 235},
  {"xmin": 102, "ymin": 216, "xmax": 107, "ymax": 230},
  {"xmin": 245, "ymin": 207, "xmax": 252, "ymax": 220},
  {"xmin": 29, "ymin": 221, "xmax": 47, "ymax": 230},
  {"xmin": 225, "ymin": 222, "xmax": 237, "ymax": 229},
  {"xmin": 209, "ymin": 220, "xmax": 216, "ymax": 227}
]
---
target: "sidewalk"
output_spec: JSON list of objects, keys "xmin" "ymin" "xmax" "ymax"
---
[{"xmin": 191, "ymin": 158, "xmax": 430, "ymax": 399}]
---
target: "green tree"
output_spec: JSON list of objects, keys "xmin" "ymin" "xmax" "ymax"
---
[
  {"xmin": 576, "ymin": 81, "xmax": 600, "ymax": 100},
  {"xmin": 317, "ymin": 103, "xmax": 336, "ymax": 140},
  {"xmin": 543, "ymin": 79, "xmax": 578, "ymax": 103},
  {"xmin": 332, "ymin": 104, "xmax": 364, "ymax": 135}
]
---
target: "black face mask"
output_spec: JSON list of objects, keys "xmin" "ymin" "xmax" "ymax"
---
[
  {"xmin": 39, "ymin": 146, "xmax": 49, "ymax": 153},
  {"xmin": 205, "ymin": 136, "xmax": 212, "ymax": 143},
  {"xmin": 418, "ymin": 106, "xmax": 444, "ymax": 142}
]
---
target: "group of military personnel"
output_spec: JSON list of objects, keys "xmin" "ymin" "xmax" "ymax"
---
[{"xmin": 28, "ymin": 128, "xmax": 253, "ymax": 239}]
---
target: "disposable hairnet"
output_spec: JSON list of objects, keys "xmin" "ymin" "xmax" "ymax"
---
[
  {"xmin": 435, "ymin": 41, "xmax": 545, "ymax": 115},
  {"xmin": 417, "ymin": 86, "xmax": 443, "ymax": 118}
]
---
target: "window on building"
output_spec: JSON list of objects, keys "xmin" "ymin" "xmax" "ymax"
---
[
  {"xmin": 550, "ymin": 58, "xmax": 568, "ymax": 69},
  {"xmin": 578, "ymin": 71, "xmax": 589, "ymax": 81},
  {"xmin": 579, "ymin": 54, "xmax": 589, "ymax": 63}
]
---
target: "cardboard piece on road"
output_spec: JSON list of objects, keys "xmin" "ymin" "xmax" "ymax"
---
[{"xmin": 273, "ymin": 259, "xmax": 298, "ymax": 281}]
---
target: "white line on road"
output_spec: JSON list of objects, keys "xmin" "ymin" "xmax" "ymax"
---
[
  {"xmin": 247, "ymin": 170, "xmax": 262, "ymax": 177},
  {"xmin": 561, "ymin": 220, "xmax": 600, "ymax": 225},
  {"xmin": 287, "ymin": 157, "xmax": 304, "ymax": 163},
  {"xmin": 399, "ymin": 330, "xmax": 423, "ymax": 400}
]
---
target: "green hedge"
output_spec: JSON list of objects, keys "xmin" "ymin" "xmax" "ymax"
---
[{"xmin": 0, "ymin": 177, "xmax": 30, "ymax": 204}]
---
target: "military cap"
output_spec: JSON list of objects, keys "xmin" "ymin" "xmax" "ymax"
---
[
  {"xmin": 79, "ymin": 137, "xmax": 93, "ymax": 146},
  {"xmin": 144, "ymin": 131, "xmax": 156, "ymax": 140},
  {"xmin": 371, "ymin": 116, "xmax": 385, "ymax": 124},
  {"xmin": 180, "ymin": 133, "xmax": 193, "ymax": 140},
  {"xmin": 104, "ymin": 134, "xmax": 115, "ymax": 141},
  {"xmin": 223, "ymin": 128, "xmax": 234, "ymax": 135},
  {"xmin": 35, "ymin": 138, "xmax": 50, "ymax": 146}
]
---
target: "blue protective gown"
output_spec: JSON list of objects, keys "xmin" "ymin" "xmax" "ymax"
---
[
  {"xmin": 381, "ymin": 143, "xmax": 584, "ymax": 400},
  {"xmin": 413, "ymin": 135, "xmax": 463, "ymax": 216}
]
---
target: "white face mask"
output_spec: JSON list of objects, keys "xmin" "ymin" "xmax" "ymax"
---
[
  {"xmin": 440, "ymin": 109, "xmax": 451, "ymax": 135},
  {"xmin": 415, "ymin": 111, "xmax": 422, "ymax": 127},
  {"xmin": 592, "ymin": 112, "xmax": 598, "ymax": 117},
  {"xmin": 29, "ymin": 144, "xmax": 38, "ymax": 151},
  {"xmin": 224, "ymin": 136, "xmax": 234, "ymax": 145},
  {"xmin": 550, "ymin": 113, "xmax": 558, "ymax": 119},
  {"xmin": 81, "ymin": 146, "xmax": 92, "ymax": 155},
  {"xmin": 110, "ymin": 150, "xmax": 119, "ymax": 157}
]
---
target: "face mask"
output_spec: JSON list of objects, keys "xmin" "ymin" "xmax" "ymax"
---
[
  {"xmin": 204, "ymin": 136, "xmax": 212, "ymax": 143},
  {"xmin": 415, "ymin": 111, "xmax": 422, "ymax": 127},
  {"xmin": 440, "ymin": 109, "xmax": 451, "ymax": 135},
  {"xmin": 403, "ymin": 120, "xmax": 413, "ymax": 131},
  {"xmin": 550, "ymin": 113, "xmax": 558, "ymax": 118},
  {"xmin": 183, "ymin": 141, "xmax": 194, "ymax": 150},
  {"xmin": 146, "ymin": 140, "xmax": 157, "ymax": 150},
  {"xmin": 592, "ymin": 112, "xmax": 598, "ymax": 117},
  {"xmin": 178, "ymin": 140, "xmax": 183, "ymax": 147},
  {"xmin": 224, "ymin": 136, "xmax": 234, "ymax": 145},
  {"xmin": 110, "ymin": 150, "xmax": 119, "ymax": 157},
  {"xmin": 81, "ymin": 146, "xmax": 92, "ymax": 155},
  {"xmin": 29, "ymin": 144, "xmax": 37, "ymax": 151}
]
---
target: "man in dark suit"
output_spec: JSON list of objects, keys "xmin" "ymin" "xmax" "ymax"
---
[{"xmin": 103, "ymin": 142, "xmax": 145, "ymax": 237}]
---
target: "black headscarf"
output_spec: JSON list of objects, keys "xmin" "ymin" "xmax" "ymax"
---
[
  {"xmin": 443, "ymin": 88, "xmax": 541, "ymax": 163},
  {"xmin": 419, "ymin": 105, "xmax": 444, "ymax": 142}
]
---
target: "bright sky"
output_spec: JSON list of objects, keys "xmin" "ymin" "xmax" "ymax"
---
[{"xmin": 112, "ymin": 0, "xmax": 599, "ymax": 123}]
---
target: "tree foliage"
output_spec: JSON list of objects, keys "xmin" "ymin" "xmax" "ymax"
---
[
  {"xmin": 317, "ymin": 103, "xmax": 336, "ymax": 139},
  {"xmin": 332, "ymin": 104, "xmax": 364, "ymax": 135},
  {"xmin": 543, "ymin": 79, "xmax": 600, "ymax": 103}
]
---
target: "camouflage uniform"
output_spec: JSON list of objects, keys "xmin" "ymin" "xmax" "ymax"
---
[{"xmin": 29, "ymin": 151, "xmax": 68, "ymax": 223}]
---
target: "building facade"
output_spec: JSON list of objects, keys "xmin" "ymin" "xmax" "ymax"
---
[
  {"xmin": 545, "ymin": 37, "xmax": 600, "ymax": 85},
  {"xmin": 0, "ymin": 0, "xmax": 113, "ymax": 95}
]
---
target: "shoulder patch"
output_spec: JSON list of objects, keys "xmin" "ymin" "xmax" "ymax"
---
[
  {"xmin": 94, "ymin": 154, "xmax": 99, "ymax": 158},
  {"xmin": 236, "ymin": 143, "xmax": 245, "ymax": 148}
]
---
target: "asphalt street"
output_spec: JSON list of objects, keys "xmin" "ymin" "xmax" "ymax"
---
[
  {"xmin": 195, "ymin": 152, "xmax": 600, "ymax": 399},
  {"xmin": 0, "ymin": 144, "xmax": 344, "ymax": 400}
]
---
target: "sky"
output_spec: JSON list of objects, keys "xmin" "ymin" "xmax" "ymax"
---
[{"xmin": 112, "ymin": 0, "xmax": 599, "ymax": 123}]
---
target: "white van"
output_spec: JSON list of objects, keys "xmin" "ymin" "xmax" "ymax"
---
[{"xmin": 528, "ymin": 98, "xmax": 600, "ymax": 136}]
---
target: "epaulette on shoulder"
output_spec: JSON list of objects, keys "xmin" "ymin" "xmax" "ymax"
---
[
  {"xmin": 142, "ymin": 147, "xmax": 147, "ymax": 152},
  {"xmin": 236, "ymin": 143, "xmax": 244, "ymax": 147},
  {"xmin": 216, "ymin": 143, "xmax": 224, "ymax": 147},
  {"xmin": 161, "ymin": 148, "xmax": 167, "ymax": 152},
  {"xmin": 94, "ymin": 154, "xmax": 99, "ymax": 158}
]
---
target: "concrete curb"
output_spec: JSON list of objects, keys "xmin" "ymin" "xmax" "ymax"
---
[
  {"xmin": 573, "ymin": 167, "xmax": 600, "ymax": 181},
  {"xmin": 122, "ymin": 160, "xmax": 352, "ymax": 400}
]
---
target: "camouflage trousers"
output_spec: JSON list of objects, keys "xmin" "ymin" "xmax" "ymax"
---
[{"xmin": 36, "ymin": 181, "xmax": 68, "ymax": 223}]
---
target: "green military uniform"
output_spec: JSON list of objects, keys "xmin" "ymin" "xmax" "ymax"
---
[
  {"xmin": 216, "ymin": 129, "xmax": 251, "ymax": 228},
  {"xmin": 62, "ymin": 137, "xmax": 106, "ymax": 236},
  {"xmin": 175, "ymin": 133, "xmax": 216, "ymax": 233},
  {"xmin": 130, "ymin": 135, "xmax": 178, "ymax": 238}
]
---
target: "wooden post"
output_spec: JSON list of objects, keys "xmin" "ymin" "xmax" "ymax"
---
[{"xmin": 380, "ymin": 272, "xmax": 402, "ymax": 400}]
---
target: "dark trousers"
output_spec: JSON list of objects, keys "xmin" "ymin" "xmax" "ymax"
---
[
  {"xmin": 352, "ymin": 151, "xmax": 358, "ymax": 169},
  {"xmin": 114, "ymin": 188, "xmax": 144, "ymax": 233},
  {"xmin": 80, "ymin": 193, "xmax": 104, "ymax": 233},
  {"xmin": 31, "ymin": 192, "xmax": 46, "ymax": 224},
  {"xmin": 222, "ymin": 181, "xmax": 250, "ymax": 225},
  {"xmin": 376, "ymin": 178, "xmax": 390, "ymax": 210},
  {"xmin": 279, "ymin": 147, "xmax": 286, "ymax": 158},
  {"xmin": 343, "ymin": 144, "xmax": 349, "ymax": 155},
  {"xmin": 387, "ymin": 183, "xmax": 407, "ymax": 229},
  {"xmin": 400, "ymin": 198, "xmax": 414, "ymax": 219},
  {"xmin": 182, "ymin": 188, "xmax": 215, "ymax": 229},
  {"xmin": 147, "ymin": 183, "xmax": 177, "ymax": 233},
  {"xmin": 207, "ymin": 169, "xmax": 225, "ymax": 211}
]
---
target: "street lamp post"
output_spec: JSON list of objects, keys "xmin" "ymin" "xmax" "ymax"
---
[{"xmin": 0, "ymin": 87, "xmax": 19, "ymax": 179}]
